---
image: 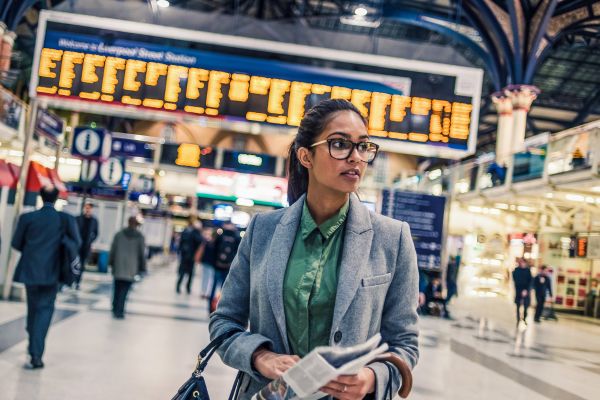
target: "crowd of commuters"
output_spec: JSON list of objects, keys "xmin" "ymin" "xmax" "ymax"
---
[
  {"xmin": 173, "ymin": 218, "xmax": 241, "ymax": 314},
  {"xmin": 8, "ymin": 184, "xmax": 150, "ymax": 368}
]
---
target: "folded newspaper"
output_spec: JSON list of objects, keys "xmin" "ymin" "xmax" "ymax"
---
[{"xmin": 252, "ymin": 334, "xmax": 388, "ymax": 400}]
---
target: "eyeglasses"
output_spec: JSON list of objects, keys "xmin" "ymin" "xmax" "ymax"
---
[{"xmin": 311, "ymin": 138, "xmax": 379, "ymax": 163}]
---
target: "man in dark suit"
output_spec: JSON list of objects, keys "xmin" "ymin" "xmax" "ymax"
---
[
  {"xmin": 75, "ymin": 202, "xmax": 99, "ymax": 289},
  {"xmin": 534, "ymin": 265, "xmax": 553, "ymax": 323},
  {"xmin": 11, "ymin": 185, "xmax": 81, "ymax": 369}
]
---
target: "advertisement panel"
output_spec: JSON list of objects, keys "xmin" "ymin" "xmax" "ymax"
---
[
  {"xmin": 197, "ymin": 168, "xmax": 287, "ymax": 207},
  {"xmin": 30, "ymin": 11, "xmax": 483, "ymax": 159}
]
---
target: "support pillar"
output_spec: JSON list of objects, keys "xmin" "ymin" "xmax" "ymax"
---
[
  {"xmin": 505, "ymin": 85, "xmax": 540, "ymax": 154},
  {"xmin": 2, "ymin": 99, "xmax": 38, "ymax": 299},
  {"xmin": 492, "ymin": 92, "xmax": 514, "ymax": 166},
  {"xmin": 0, "ymin": 24, "xmax": 16, "ymax": 76}
]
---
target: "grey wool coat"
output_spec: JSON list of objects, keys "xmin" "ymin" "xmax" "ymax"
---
[
  {"xmin": 109, "ymin": 228, "xmax": 146, "ymax": 281},
  {"xmin": 209, "ymin": 194, "xmax": 419, "ymax": 399}
]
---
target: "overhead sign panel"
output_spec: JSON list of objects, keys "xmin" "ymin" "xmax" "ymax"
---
[
  {"xmin": 221, "ymin": 150, "xmax": 278, "ymax": 176},
  {"xmin": 30, "ymin": 11, "xmax": 483, "ymax": 159}
]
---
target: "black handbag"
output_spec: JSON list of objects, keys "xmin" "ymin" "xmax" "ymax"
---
[
  {"xmin": 58, "ymin": 213, "xmax": 82, "ymax": 286},
  {"xmin": 172, "ymin": 329, "xmax": 245, "ymax": 400}
]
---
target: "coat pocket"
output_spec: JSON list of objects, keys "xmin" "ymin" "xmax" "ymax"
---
[{"xmin": 361, "ymin": 272, "xmax": 392, "ymax": 287}]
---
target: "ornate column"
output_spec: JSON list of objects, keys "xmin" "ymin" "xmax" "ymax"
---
[
  {"xmin": 0, "ymin": 24, "xmax": 16, "ymax": 75},
  {"xmin": 505, "ymin": 85, "xmax": 540, "ymax": 154},
  {"xmin": 492, "ymin": 91, "xmax": 513, "ymax": 166}
]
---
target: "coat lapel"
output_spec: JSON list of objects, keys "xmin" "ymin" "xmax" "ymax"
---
[
  {"xmin": 331, "ymin": 194, "xmax": 373, "ymax": 331},
  {"xmin": 266, "ymin": 195, "xmax": 304, "ymax": 354}
]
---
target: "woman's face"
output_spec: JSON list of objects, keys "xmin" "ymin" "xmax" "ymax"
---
[{"xmin": 300, "ymin": 110, "xmax": 370, "ymax": 196}]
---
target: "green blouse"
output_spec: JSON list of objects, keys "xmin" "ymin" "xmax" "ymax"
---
[{"xmin": 283, "ymin": 199, "xmax": 349, "ymax": 357}]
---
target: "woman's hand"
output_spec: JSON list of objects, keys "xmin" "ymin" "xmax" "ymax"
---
[
  {"xmin": 252, "ymin": 348, "xmax": 300, "ymax": 380},
  {"xmin": 320, "ymin": 367, "xmax": 376, "ymax": 399}
]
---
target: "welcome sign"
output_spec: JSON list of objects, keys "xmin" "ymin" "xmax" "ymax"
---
[{"xmin": 31, "ymin": 11, "xmax": 483, "ymax": 159}]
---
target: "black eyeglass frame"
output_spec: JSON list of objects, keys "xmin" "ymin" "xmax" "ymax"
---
[{"xmin": 310, "ymin": 138, "xmax": 380, "ymax": 164}]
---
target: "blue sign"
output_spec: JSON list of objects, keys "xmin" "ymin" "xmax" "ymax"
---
[
  {"xmin": 79, "ymin": 157, "xmax": 126, "ymax": 188},
  {"xmin": 0, "ymin": 88, "xmax": 23, "ymax": 133},
  {"xmin": 72, "ymin": 127, "xmax": 112, "ymax": 159},
  {"xmin": 32, "ymin": 18, "xmax": 481, "ymax": 158},
  {"xmin": 381, "ymin": 190, "xmax": 447, "ymax": 270},
  {"xmin": 221, "ymin": 150, "xmax": 278, "ymax": 176},
  {"xmin": 111, "ymin": 137, "xmax": 154, "ymax": 160},
  {"xmin": 35, "ymin": 109, "xmax": 63, "ymax": 143}
]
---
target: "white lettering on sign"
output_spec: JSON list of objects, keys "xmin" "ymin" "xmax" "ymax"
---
[
  {"xmin": 80, "ymin": 159, "xmax": 98, "ymax": 182},
  {"xmin": 74, "ymin": 129, "xmax": 101, "ymax": 156},
  {"xmin": 99, "ymin": 157, "xmax": 124, "ymax": 186},
  {"xmin": 237, "ymin": 154, "xmax": 263, "ymax": 167}
]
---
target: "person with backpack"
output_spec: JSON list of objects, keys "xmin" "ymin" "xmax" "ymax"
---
[
  {"xmin": 11, "ymin": 185, "xmax": 81, "ymax": 369},
  {"xmin": 176, "ymin": 217, "xmax": 204, "ymax": 294},
  {"xmin": 208, "ymin": 221, "xmax": 240, "ymax": 313}
]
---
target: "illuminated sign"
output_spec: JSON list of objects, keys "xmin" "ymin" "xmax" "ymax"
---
[
  {"xmin": 176, "ymin": 143, "xmax": 201, "ymax": 168},
  {"xmin": 160, "ymin": 143, "xmax": 215, "ymax": 169},
  {"xmin": 197, "ymin": 168, "xmax": 288, "ymax": 207},
  {"xmin": 221, "ymin": 150, "xmax": 277, "ymax": 176},
  {"xmin": 238, "ymin": 154, "xmax": 263, "ymax": 167},
  {"xmin": 31, "ymin": 12, "xmax": 483, "ymax": 159}
]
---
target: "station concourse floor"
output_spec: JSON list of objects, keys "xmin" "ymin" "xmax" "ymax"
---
[{"xmin": 1, "ymin": 258, "xmax": 599, "ymax": 400}]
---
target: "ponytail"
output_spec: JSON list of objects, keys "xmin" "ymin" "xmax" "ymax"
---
[{"xmin": 286, "ymin": 99, "xmax": 365, "ymax": 205}]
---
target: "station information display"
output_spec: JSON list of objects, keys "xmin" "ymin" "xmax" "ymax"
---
[
  {"xmin": 31, "ymin": 11, "xmax": 483, "ymax": 158},
  {"xmin": 381, "ymin": 189, "xmax": 447, "ymax": 270}
]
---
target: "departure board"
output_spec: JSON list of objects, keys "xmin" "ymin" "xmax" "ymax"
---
[{"xmin": 31, "ymin": 11, "xmax": 484, "ymax": 158}]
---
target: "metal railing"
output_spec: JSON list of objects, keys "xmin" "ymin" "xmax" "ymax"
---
[{"xmin": 404, "ymin": 120, "xmax": 600, "ymax": 197}]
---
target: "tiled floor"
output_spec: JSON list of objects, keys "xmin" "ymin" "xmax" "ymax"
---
[{"xmin": 1, "ymin": 258, "xmax": 599, "ymax": 400}]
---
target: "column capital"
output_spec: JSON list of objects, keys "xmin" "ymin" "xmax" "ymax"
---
[
  {"xmin": 491, "ymin": 91, "xmax": 513, "ymax": 115},
  {"xmin": 504, "ymin": 85, "xmax": 541, "ymax": 111}
]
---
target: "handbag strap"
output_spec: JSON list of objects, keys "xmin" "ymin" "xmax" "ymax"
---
[
  {"xmin": 195, "ymin": 329, "xmax": 244, "ymax": 373},
  {"xmin": 228, "ymin": 371, "xmax": 244, "ymax": 400}
]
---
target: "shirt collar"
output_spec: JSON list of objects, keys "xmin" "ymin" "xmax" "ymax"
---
[{"xmin": 300, "ymin": 199, "xmax": 349, "ymax": 240}]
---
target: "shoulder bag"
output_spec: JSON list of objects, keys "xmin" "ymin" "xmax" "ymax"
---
[
  {"xmin": 58, "ymin": 212, "xmax": 82, "ymax": 285},
  {"xmin": 171, "ymin": 329, "xmax": 244, "ymax": 400}
]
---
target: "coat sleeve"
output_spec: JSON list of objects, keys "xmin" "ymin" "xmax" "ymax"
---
[
  {"xmin": 91, "ymin": 217, "xmax": 99, "ymax": 243},
  {"xmin": 109, "ymin": 233, "xmax": 117, "ymax": 268},
  {"xmin": 11, "ymin": 215, "xmax": 27, "ymax": 252},
  {"xmin": 368, "ymin": 221, "xmax": 419, "ymax": 400},
  {"xmin": 138, "ymin": 235, "xmax": 146, "ymax": 273},
  {"xmin": 67, "ymin": 214, "xmax": 82, "ymax": 249},
  {"xmin": 209, "ymin": 215, "xmax": 274, "ymax": 382}
]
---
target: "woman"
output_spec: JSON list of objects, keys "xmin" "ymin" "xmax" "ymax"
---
[{"xmin": 209, "ymin": 99, "xmax": 419, "ymax": 400}]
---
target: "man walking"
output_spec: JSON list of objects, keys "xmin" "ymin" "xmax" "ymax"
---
[
  {"xmin": 534, "ymin": 265, "xmax": 553, "ymax": 323},
  {"xmin": 176, "ymin": 217, "xmax": 204, "ymax": 294},
  {"xmin": 75, "ymin": 202, "xmax": 99, "ymax": 289},
  {"xmin": 209, "ymin": 221, "xmax": 240, "ymax": 313},
  {"xmin": 512, "ymin": 258, "xmax": 533, "ymax": 325},
  {"xmin": 11, "ymin": 185, "xmax": 81, "ymax": 369},
  {"xmin": 109, "ymin": 216, "xmax": 146, "ymax": 319}
]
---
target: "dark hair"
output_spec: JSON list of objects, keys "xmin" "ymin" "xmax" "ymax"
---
[
  {"xmin": 40, "ymin": 185, "xmax": 59, "ymax": 204},
  {"xmin": 128, "ymin": 216, "xmax": 140, "ymax": 228},
  {"xmin": 287, "ymin": 99, "xmax": 366, "ymax": 204}
]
